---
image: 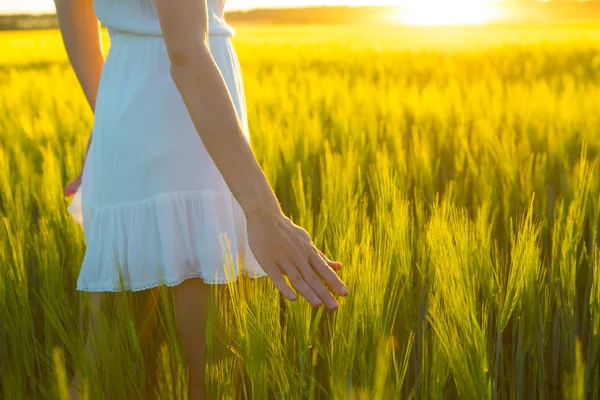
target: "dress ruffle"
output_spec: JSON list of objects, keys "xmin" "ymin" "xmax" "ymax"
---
[{"xmin": 68, "ymin": 189, "xmax": 268, "ymax": 292}]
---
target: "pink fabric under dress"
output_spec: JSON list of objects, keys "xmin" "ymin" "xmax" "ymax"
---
[{"xmin": 68, "ymin": 0, "xmax": 268, "ymax": 291}]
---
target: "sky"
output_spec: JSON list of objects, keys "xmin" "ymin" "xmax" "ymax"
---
[{"xmin": 0, "ymin": 0, "xmax": 404, "ymax": 15}]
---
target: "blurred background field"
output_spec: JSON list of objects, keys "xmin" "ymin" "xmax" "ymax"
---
[{"xmin": 1, "ymin": 18, "xmax": 600, "ymax": 400}]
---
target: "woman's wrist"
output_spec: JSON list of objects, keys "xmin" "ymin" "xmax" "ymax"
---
[
  {"xmin": 244, "ymin": 204, "xmax": 281, "ymax": 223},
  {"xmin": 235, "ymin": 184, "xmax": 282, "ymax": 219},
  {"xmin": 241, "ymin": 197, "xmax": 281, "ymax": 219}
]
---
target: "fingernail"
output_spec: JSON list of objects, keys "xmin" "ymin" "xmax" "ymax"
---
[{"xmin": 340, "ymin": 286, "xmax": 348, "ymax": 295}]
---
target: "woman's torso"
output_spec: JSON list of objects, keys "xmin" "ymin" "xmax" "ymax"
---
[
  {"xmin": 83, "ymin": 0, "xmax": 247, "ymax": 207},
  {"xmin": 93, "ymin": 0, "xmax": 234, "ymax": 37}
]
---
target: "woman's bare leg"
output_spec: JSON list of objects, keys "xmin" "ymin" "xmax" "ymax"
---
[
  {"xmin": 69, "ymin": 289, "xmax": 159, "ymax": 400},
  {"xmin": 173, "ymin": 278, "xmax": 211, "ymax": 400},
  {"xmin": 69, "ymin": 279, "xmax": 239, "ymax": 400},
  {"xmin": 69, "ymin": 292, "xmax": 102, "ymax": 400}
]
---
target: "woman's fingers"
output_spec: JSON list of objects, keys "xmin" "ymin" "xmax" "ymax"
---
[
  {"xmin": 309, "ymin": 250, "xmax": 348, "ymax": 297},
  {"xmin": 294, "ymin": 255, "xmax": 338, "ymax": 310},
  {"xmin": 269, "ymin": 271, "xmax": 298, "ymax": 302},
  {"xmin": 63, "ymin": 174, "xmax": 82, "ymax": 196},
  {"xmin": 317, "ymin": 248, "xmax": 343, "ymax": 271},
  {"xmin": 257, "ymin": 258, "xmax": 297, "ymax": 301},
  {"xmin": 278, "ymin": 261, "xmax": 323, "ymax": 308},
  {"xmin": 63, "ymin": 182, "xmax": 78, "ymax": 196}
]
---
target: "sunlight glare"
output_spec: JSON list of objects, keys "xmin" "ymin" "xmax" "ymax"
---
[{"xmin": 392, "ymin": 0, "xmax": 499, "ymax": 26}]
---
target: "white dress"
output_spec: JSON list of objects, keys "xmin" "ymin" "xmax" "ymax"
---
[{"xmin": 68, "ymin": 0, "xmax": 268, "ymax": 292}]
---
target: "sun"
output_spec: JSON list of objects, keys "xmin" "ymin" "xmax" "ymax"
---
[{"xmin": 390, "ymin": 0, "xmax": 500, "ymax": 27}]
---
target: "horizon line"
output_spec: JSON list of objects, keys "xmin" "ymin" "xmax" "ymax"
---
[{"xmin": 0, "ymin": 4, "xmax": 399, "ymax": 17}]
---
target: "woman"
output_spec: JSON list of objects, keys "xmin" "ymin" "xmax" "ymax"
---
[{"xmin": 55, "ymin": 0, "xmax": 348, "ymax": 398}]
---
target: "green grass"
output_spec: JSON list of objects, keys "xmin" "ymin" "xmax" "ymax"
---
[{"xmin": 1, "ymin": 23, "xmax": 600, "ymax": 399}]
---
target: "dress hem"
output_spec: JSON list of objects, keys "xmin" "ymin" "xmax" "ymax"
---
[
  {"xmin": 72, "ymin": 189, "xmax": 268, "ymax": 293},
  {"xmin": 76, "ymin": 270, "xmax": 269, "ymax": 293}
]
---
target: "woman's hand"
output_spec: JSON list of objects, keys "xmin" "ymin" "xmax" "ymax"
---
[
  {"xmin": 246, "ymin": 210, "xmax": 347, "ymax": 310},
  {"xmin": 64, "ymin": 131, "xmax": 92, "ymax": 197},
  {"xmin": 63, "ymin": 172, "xmax": 82, "ymax": 197}
]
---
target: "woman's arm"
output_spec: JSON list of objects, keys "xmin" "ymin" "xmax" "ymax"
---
[
  {"xmin": 154, "ymin": 0, "xmax": 348, "ymax": 310},
  {"xmin": 54, "ymin": 0, "xmax": 105, "ymax": 112},
  {"xmin": 55, "ymin": 0, "xmax": 104, "ymax": 194}
]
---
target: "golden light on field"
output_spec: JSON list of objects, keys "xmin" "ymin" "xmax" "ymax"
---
[{"xmin": 391, "ymin": 0, "xmax": 500, "ymax": 26}]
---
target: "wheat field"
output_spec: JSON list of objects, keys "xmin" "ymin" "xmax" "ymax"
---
[{"xmin": 1, "ymin": 23, "xmax": 600, "ymax": 399}]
